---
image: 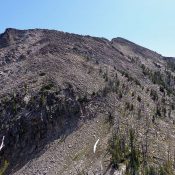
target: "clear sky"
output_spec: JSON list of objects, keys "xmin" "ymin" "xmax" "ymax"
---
[{"xmin": 0, "ymin": 0, "xmax": 174, "ymax": 56}]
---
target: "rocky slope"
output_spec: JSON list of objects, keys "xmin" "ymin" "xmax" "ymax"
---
[{"xmin": 0, "ymin": 28, "xmax": 175, "ymax": 174}]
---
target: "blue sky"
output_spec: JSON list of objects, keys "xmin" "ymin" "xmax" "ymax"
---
[{"xmin": 0, "ymin": 0, "xmax": 174, "ymax": 56}]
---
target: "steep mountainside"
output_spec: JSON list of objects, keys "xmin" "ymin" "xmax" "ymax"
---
[{"xmin": 0, "ymin": 28, "xmax": 175, "ymax": 175}]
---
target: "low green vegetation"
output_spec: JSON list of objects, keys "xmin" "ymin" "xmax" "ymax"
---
[
  {"xmin": 40, "ymin": 83, "xmax": 54, "ymax": 92},
  {"xmin": 0, "ymin": 160, "xmax": 9, "ymax": 175}
]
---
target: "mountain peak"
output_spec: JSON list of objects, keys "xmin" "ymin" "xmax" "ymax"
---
[{"xmin": 0, "ymin": 28, "xmax": 26, "ymax": 48}]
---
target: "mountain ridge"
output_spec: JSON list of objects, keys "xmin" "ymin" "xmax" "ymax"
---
[
  {"xmin": 0, "ymin": 28, "xmax": 175, "ymax": 174},
  {"xmin": 1, "ymin": 28, "xmax": 170, "ymax": 58}
]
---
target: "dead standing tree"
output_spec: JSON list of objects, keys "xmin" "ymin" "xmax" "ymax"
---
[{"xmin": 140, "ymin": 101, "xmax": 151, "ymax": 170}]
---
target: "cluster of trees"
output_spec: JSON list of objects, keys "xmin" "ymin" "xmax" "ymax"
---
[
  {"xmin": 141, "ymin": 64, "xmax": 175, "ymax": 96},
  {"xmin": 119, "ymin": 70, "xmax": 141, "ymax": 87},
  {"xmin": 109, "ymin": 128, "xmax": 175, "ymax": 175},
  {"xmin": 109, "ymin": 129, "xmax": 140, "ymax": 175},
  {"xmin": 165, "ymin": 58, "xmax": 175, "ymax": 72}
]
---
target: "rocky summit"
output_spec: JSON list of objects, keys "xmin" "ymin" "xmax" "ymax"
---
[{"xmin": 0, "ymin": 28, "xmax": 175, "ymax": 175}]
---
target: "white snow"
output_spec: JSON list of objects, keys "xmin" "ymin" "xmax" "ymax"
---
[
  {"xmin": 93, "ymin": 138, "xmax": 99, "ymax": 153},
  {"xmin": 0, "ymin": 136, "xmax": 5, "ymax": 151}
]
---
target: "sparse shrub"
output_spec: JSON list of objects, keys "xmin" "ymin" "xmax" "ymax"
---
[
  {"xmin": 161, "ymin": 98, "xmax": 166, "ymax": 104},
  {"xmin": 12, "ymin": 93, "xmax": 18, "ymax": 115},
  {"xmin": 137, "ymin": 108, "xmax": 142, "ymax": 119},
  {"xmin": 159, "ymin": 86, "xmax": 165, "ymax": 93},
  {"xmin": 24, "ymin": 83, "xmax": 28, "ymax": 94},
  {"xmin": 107, "ymin": 112, "xmax": 114, "ymax": 125},
  {"xmin": 118, "ymin": 91, "xmax": 123, "ymax": 99},
  {"xmin": 39, "ymin": 72, "xmax": 46, "ymax": 76},
  {"xmin": 125, "ymin": 102, "xmax": 134, "ymax": 111},
  {"xmin": 99, "ymin": 67, "xmax": 103, "ymax": 75},
  {"xmin": 76, "ymin": 169, "xmax": 88, "ymax": 175},
  {"xmin": 145, "ymin": 166, "xmax": 158, "ymax": 175},
  {"xmin": 84, "ymin": 56, "xmax": 90, "ymax": 62},
  {"xmin": 131, "ymin": 92, "xmax": 135, "ymax": 97},
  {"xmin": 40, "ymin": 93, "xmax": 46, "ymax": 106},
  {"xmin": 114, "ymin": 80, "xmax": 120, "ymax": 94},
  {"xmin": 0, "ymin": 160, "xmax": 9, "ymax": 175},
  {"xmin": 141, "ymin": 64, "xmax": 150, "ymax": 76},
  {"xmin": 103, "ymin": 71, "xmax": 108, "ymax": 82},
  {"xmin": 146, "ymin": 88, "xmax": 150, "ymax": 93},
  {"xmin": 151, "ymin": 71, "xmax": 164, "ymax": 86},
  {"xmin": 162, "ymin": 107, "xmax": 167, "ymax": 117},
  {"xmin": 40, "ymin": 83, "xmax": 54, "ymax": 92},
  {"xmin": 77, "ymin": 94, "xmax": 88, "ymax": 103},
  {"xmin": 156, "ymin": 106, "xmax": 161, "ymax": 117},
  {"xmin": 150, "ymin": 89, "xmax": 158, "ymax": 101},
  {"xmin": 137, "ymin": 96, "xmax": 141, "ymax": 102},
  {"xmin": 159, "ymin": 160, "xmax": 174, "ymax": 175},
  {"xmin": 91, "ymin": 91, "xmax": 96, "ymax": 96},
  {"xmin": 152, "ymin": 115, "xmax": 156, "ymax": 124},
  {"xmin": 134, "ymin": 79, "xmax": 141, "ymax": 86},
  {"xmin": 101, "ymin": 85, "xmax": 110, "ymax": 97}
]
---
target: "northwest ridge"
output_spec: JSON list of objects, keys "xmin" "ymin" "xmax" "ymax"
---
[{"xmin": 0, "ymin": 28, "xmax": 175, "ymax": 175}]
